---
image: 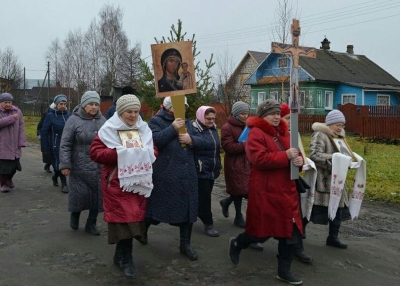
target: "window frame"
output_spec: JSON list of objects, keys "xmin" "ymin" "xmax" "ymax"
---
[
  {"xmin": 342, "ymin": 94, "xmax": 356, "ymax": 105},
  {"xmin": 257, "ymin": 92, "xmax": 266, "ymax": 105},
  {"xmin": 278, "ymin": 57, "xmax": 288, "ymax": 68},
  {"xmin": 377, "ymin": 94, "xmax": 390, "ymax": 106},
  {"xmin": 325, "ymin": 90, "xmax": 333, "ymax": 110}
]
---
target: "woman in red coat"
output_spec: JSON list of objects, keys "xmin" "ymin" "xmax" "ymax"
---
[
  {"xmin": 90, "ymin": 95, "xmax": 155, "ymax": 279},
  {"xmin": 229, "ymin": 99, "xmax": 304, "ymax": 285}
]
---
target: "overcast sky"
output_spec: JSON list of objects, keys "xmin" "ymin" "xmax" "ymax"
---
[{"xmin": 2, "ymin": 0, "xmax": 400, "ymax": 81}]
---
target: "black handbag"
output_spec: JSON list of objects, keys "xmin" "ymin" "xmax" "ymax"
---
[{"xmin": 273, "ymin": 136, "xmax": 309, "ymax": 193}]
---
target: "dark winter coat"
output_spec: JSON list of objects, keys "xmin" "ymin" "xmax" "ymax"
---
[
  {"xmin": 40, "ymin": 108, "xmax": 70, "ymax": 171},
  {"xmin": 220, "ymin": 115, "xmax": 250, "ymax": 196},
  {"xmin": 192, "ymin": 119, "xmax": 222, "ymax": 181},
  {"xmin": 244, "ymin": 116, "xmax": 303, "ymax": 238},
  {"xmin": 0, "ymin": 104, "xmax": 26, "ymax": 160},
  {"xmin": 147, "ymin": 108, "xmax": 205, "ymax": 224},
  {"xmin": 59, "ymin": 106, "xmax": 105, "ymax": 212},
  {"xmin": 90, "ymin": 135, "xmax": 147, "ymax": 223}
]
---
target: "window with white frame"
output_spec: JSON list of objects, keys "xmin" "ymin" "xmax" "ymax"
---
[
  {"xmin": 278, "ymin": 57, "xmax": 288, "ymax": 68},
  {"xmin": 317, "ymin": 90, "xmax": 323, "ymax": 107},
  {"xmin": 257, "ymin": 92, "xmax": 266, "ymax": 105},
  {"xmin": 377, "ymin": 94, "xmax": 390, "ymax": 106},
  {"xmin": 306, "ymin": 91, "xmax": 313, "ymax": 107},
  {"xmin": 283, "ymin": 91, "xmax": 289, "ymax": 103},
  {"xmin": 342, "ymin": 94, "xmax": 356, "ymax": 104},
  {"xmin": 325, "ymin": 91, "xmax": 333, "ymax": 109},
  {"xmin": 299, "ymin": 91, "xmax": 305, "ymax": 108},
  {"xmin": 270, "ymin": 91, "xmax": 278, "ymax": 100}
]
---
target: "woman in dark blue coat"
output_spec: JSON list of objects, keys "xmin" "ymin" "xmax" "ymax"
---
[
  {"xmin": 192, "ymin": 106, "xmax": 222, "ymax": 237},
  {"xmin": 40, "ymin": 94, "xmax": 70, "ymax": 193},
  {"xmin": 146, "ymin": 96, "xmax": 205, "ymax": 261}
]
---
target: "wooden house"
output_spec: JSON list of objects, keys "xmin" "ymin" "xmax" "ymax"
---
[{"xmin": 245, "ymin": 38, "xmax": 400, "ymax": 114}]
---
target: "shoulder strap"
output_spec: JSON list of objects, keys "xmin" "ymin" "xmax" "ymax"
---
[{"xmin": 273, "ymin": 136, "xmax": 285, "ymax": 151}]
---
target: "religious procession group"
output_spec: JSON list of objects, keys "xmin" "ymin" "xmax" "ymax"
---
[{"xmin": 0, "ymin": 89, "xmax": 366, "ymax": 285}]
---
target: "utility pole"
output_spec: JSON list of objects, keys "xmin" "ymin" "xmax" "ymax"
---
[{"xmin": 47, "ymin": 62, "xmax": 50, "ymax": 104}]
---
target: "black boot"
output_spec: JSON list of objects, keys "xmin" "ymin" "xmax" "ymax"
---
[
  {"xmin": 326, "ymin": 218, "xmax": 347, "ymax": 249},
  {"xmin": 60, "ymin": 174, "xmax": 68, "ymax": 193},
  {"xmin": 229, "ymin": 237, "xmax": 242, "ymax": 265},
  {"xmin": 70, "ymin": 212, "xmax": 80, "ymax": 230},
  {"xmin": 219, "ymin": 197, "xmax": 232, "ymax": 218},
  {"xmin": 294, "ymin": 240, "xmax": 313, "ymax": 263},
  {"xmin": 234, "ymin": 213, "xmax": 246, "ymax": 228},
  {"xmin": 179, "ymin": 223, "xmax": 198, "ymax": 260},
  {"xmin": 277, "ymin": 240, "xmax": 302, "ymax": 285},
  {"xmin": 277, "ymin": 255, "xmax": 303, "ymax": 285},
  {"xmin": 233, "ymin": 197, "xmax": 245, "ymax": 228},
  {"xmin": 52, "ymin": 172, "xmax": 59, "ymax": 187},
  {"xmin": 115, "ymin": 239, "xmax": 136, "ymax": 278},
  {"xmin": 44, "ymin": 163, "xmax": 52, "ymax": 173},
  {"xmin": 85, "ymin": 210, "xmax": 100, "ymax": 236}
]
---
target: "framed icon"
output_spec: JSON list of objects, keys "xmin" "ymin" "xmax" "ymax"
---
[
  {"xmin": 118, "ymin": 130, "xmax": 143, "ymax": 148},
  {"xmin": 331, "ymin": 137, "xmax": 356, "ymax": 161},
  {"xmin": 151, "ymin": 41, "xmax": 197, "ymax": 97}
]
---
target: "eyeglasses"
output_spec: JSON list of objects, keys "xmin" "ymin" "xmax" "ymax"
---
[
  {"xmin": 335, "ymin": 124, "xmax": 345, "ymax": 129},
  {"xmin": 205, "ymin": 117, "xmax": 216, "ymax": 121}
]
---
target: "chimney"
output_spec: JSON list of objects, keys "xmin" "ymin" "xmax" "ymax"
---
[
  {"xmin": 346, "ymin": 45, "xmax": 354, "ymax": 54},
  {"xmin": 320, "ymin": 37, "xmax": 331, "ymax": 50}
]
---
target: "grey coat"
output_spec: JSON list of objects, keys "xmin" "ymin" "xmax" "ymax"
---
[
  {"xmin": 309, "ymin": 122, "xmax": 348, "ymax": 208},
  {"xmin": 59, "ymin": 106, "xmax": 106, "ymax": 212}
]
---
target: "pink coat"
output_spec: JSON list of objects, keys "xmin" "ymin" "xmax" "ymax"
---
[
  {"xmin": 90, "ymin": 135, "xmax": 146, "ymax": 223},
  {"xmin": 0, "ymin": 105, "xmax": 26, "ymax": 160},
  {"xmin": 244, "ymin": 116, "xmax": 303, "ymax": 238}
]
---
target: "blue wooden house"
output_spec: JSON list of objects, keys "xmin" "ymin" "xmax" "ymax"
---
[{"xmin": 245, "ymin": 38, "xmax": 400, "ymax": 114}]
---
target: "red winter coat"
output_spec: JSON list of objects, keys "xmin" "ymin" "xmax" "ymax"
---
[
  {"xmin": 244, "ymin": 117, "xmax": 303, "ymax": 238},
  {"xmin": 89, "ymin": 135, "xmax": 146, "ymax": 223},
  {"xmin": 221, "ymin": 116, "xmax": 250, "ymax": 196}
]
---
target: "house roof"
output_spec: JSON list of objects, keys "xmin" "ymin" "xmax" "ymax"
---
[
  {"xmin": 248, "ymin": 51, "xmax": 269, "ymax": 65},
  {"xmin": 227, "ymin": 50, "xmax": 268, "ymax": 85},
  {"xmin": 299, "ymin": 49, "xmax": 400, "ymax": 87}
]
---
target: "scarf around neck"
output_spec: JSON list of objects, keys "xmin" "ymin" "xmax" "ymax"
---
[{"xmin": 98, "ymin": 113, "xmax": 156, "ymax": 197}]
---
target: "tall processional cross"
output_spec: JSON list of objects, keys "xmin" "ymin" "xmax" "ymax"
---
[{"xmin": 271, "ymin": 19, "xmax": 316, "ymax": 179}]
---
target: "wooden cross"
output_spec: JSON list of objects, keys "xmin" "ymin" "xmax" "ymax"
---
[{"xmin": 271, "ymin": 19, "xmax": 316, "ymax": 179}]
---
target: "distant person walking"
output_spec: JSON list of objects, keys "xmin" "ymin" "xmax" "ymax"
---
[
  {"xmin": 37, "ymin": 102, "xmax": 56, "ymax": 173},
  {"xmin": 0, "ymin": 93, "xmax": 26, "ymax": 193},
  {"xmin": 59, "ymin": 91, "xmax": 106, "ymax": 235},
  {"xmin": 40, "ymin": 94, "xmax": 71, "ymax": 193}
]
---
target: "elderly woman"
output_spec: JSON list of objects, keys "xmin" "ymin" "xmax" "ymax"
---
[
  {"xmin": 59, "ymin": 91, "xmax": 106, "ymax": 236},
  {"xmin": 229, "ymin": 99, "xmax": 304, "ymax": 285},
  {"xmin": 193, "ymin": 106, "xmax": 222, "ymax": 237},
  {"xmin": 0, "ymin": 93, "xmax": 26, "ymax": 193},
  {"xmin": 309, "ymin": 109, "xmax": 350, "ymax": 249},
  {"xmin": 40, "ymin": 94, "xmax": 70, "ymax": 193},
  {"xmin": 90, "ymin": 94, "xmax": 155, "ymax": 278},
  {"xmin": 146, "ymin": 96, "xmax": 205, "ymax": 261}
]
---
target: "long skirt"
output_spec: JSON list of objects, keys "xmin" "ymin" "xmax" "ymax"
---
[
  {"xmin": 107, "ymin": 222, "xmax": 146, "ymax": 244},
  {"xmin": 0, "ymin": 158, "xmax": 20, "ymax": 175}
]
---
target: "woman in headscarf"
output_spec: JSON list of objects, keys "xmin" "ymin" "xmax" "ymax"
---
[
  {"xmin": 90, "ymin": 94, "xmax": 155, "ymax": 278},
  {"xmin": 59, "ymin": 91, "xmax": 106, "ymax": 236},
  {"xmin": 40, "ymin": 94, "xmax": 70, "ymax": 193},
  {"xmin": 192, "ymin": 106, "xmax": 222, "ymax": 237},
  {"xmin": 157, "ymin": 48, "xmax": 183, "ymax": 92},
  {"xmin": 229, "ymin": 99, "xmax": 304, "ymax": 285},
  {"xmin": 0, "ymin": 93, "xmax": 26, "ymax": 192}
]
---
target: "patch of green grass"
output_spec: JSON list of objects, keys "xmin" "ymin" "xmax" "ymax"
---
[{"xmin": 23, "ymin": 116, "xmax": 40, "ymax": 145}]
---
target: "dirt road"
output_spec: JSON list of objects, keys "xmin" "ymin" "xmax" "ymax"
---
[{"xmin": 0, "ymin": 144, "xmax": 399, "ymax": 286}]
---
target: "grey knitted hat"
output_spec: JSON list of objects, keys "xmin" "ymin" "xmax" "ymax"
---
[
  {"xmin": 116, "ymin": 94, "xmax": 141, "ymax": 115},
  {"xmin": 53, "ymin": 94, "xmax": 67, "ymax": 105},
  {"xmin": 81, "ymin": 91, "xmax": 100, "ymax": 107},
  {"xmin": 231, "ymin": 101, "xmax": 250, "ymax": 118},
  {"xmin": 0, "ymin": 93, "xmax": 13, "ymax": 102},
  {"xmin": 325, "ymin": 110, "xmax": 345, "ymax": 125},
  {"xmin": 256, "ymin": 99, "xmax": 281, "ymax": 118}
]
